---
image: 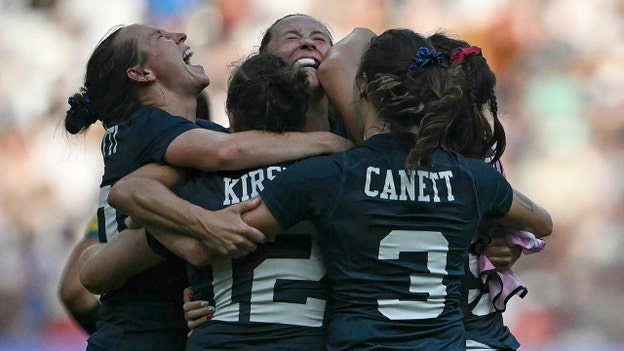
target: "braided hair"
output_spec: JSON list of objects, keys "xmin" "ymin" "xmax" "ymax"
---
[
  {"xmin": 358, "ymin": 28, "xmax": 466, "ymax": 169},
  {"xmin": 428, "ymin": 32, "xmax": 506, "ymax": 164}
]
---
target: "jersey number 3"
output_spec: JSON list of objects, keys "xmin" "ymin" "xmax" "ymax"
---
[{"xmin": 377, "ymin": 230, "xmax": 449, "ymax": 320}]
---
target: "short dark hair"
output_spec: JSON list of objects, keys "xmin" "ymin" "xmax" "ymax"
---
[{"xmin": 226, "ymin": 53, "xmax": 309, "ymax": 133}]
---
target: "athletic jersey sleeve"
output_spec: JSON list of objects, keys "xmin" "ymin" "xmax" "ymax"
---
[
  {"xmin": 100, "ymin": 107, "xmax": 206, "ymax": 186},
  {"xmin": 99, "ymin": 108, "xmax": 232, "ymax": 239},
  {"xmin": 260, "ymin": 155, "xmax": 342, "ymax": 229},
  {"xmin": 466, "ymin": 159, "xmax": 513, "ymax": 220},
  {"xmin": 123, "ymin": 108, "xmax": 201, "ymax": 164}
]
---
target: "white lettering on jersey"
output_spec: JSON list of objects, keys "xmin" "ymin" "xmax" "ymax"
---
[
  {"xmin": 364, "ymin": 166, "xmax": 455, "ymax": 202},
  {"xmin": 223, "ymin": 166, "xmax": 287, "ymax": 205}
]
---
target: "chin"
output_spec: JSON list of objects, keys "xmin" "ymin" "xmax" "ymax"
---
[{"xmin": 196, "ymin": 75, "xmax": 210, "ymax": 88}]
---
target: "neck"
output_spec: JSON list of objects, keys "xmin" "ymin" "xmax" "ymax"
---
[
  {"xmin": 360, "ymin": 100, "xmax": 388, "ymax": 141},
  {"xmin": 160, "ymin": 98, "xmax": 197, "ymax": 122},
  {"xmin": 140, "ymin": 85, "xmax": 198, "ymax": 122}
]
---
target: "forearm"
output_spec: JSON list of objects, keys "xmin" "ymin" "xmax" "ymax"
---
[
  {"xmin": 319, "ymin": 28, "xmax": 376, "ymax": 144},
  {"xmin": 167, "ymin": 129, "xmax": 353, "ymax": 172},
  {"xmin": 148, "ymin": 227, "xmax": 223, "ymax": 267},
  {"xmin": 78, "ymin": 229, "xmax": 164, "ymax": 294},
  {"xmin": 215, "ymin": 130, "xmax": 353, "ymax": 169},
  {"xmin": 499, "ymin": 189, "xmax": 553, "ymax": 238},
  {"xmin": 59, "ymin": 237, "xmax": 100, "ymax": 314},
  {"xmin": 240, "ymin": 199, "xmax": 283, "ymax": 241},
  {"xmin": 110, "ymin": 176, "xmax": 206, "ymax": 238},
  {"xmin": 110, "ymin": 163, "xmax": 267, "ymax": 258}
]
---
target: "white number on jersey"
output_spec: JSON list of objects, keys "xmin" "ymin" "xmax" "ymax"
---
[
  {"xmin": 377, "ymin": 230, "xmax": 449, "ymax": 320},
  {"xmin": 211, "ymin": 234, "xmax": 326, "ymax": 327}
]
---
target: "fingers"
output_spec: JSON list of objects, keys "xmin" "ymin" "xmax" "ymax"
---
[
  {"xmin": 196, "ymin": 198, "xmax": 268, "ymax": 258},
  {"xmin": 205, "ymin": 238, "xmax": 258, "ymax": 259},
  {"xmin": 243, "ymin": 229, "xmax": 266, "ymax": 246},
  {"xmin": 487, "ymin": 236, "xmax": 511, "ymax": 252},
  {"xmin": 184, "ymin": 300, "xmax": 215, "ymax": 330},
  {"xmin": 483, "ymin": 236, "xmax": 522, "ymax": 272},
  {"xmin": 227, "ymin": 200, "xmax": 266, "ymax": 244},
  {"xmin": 183, "ymin": 286, "xmax": 194, "ymax": 304},
  {"xmin": 235, "ymin": 196, "xmax": 261, "ymax": 212},
  {"xmin": 183, "ymin": 290, "xmax": 216, "ymax": 331},
  {"xmin": 124, "ymin": 216, "xmax": 142, "ymax": 229}
]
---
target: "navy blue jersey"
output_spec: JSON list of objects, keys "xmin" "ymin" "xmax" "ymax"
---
[
  {"xmin": 97, "ymin": 106, "xmax": 228, "ymax": 241},
  {"xmin": 89, "ymin": 107, "xmax": 228, "ymax": 351},
  {"xmin": 461, "ymin": 159, "xmax": 520, "ymax": 350},
  {"xmin": 175, "ymin": 165, "xmax": 329, "ymax": 351},
  {"xmin": 260, "ymin": 134, "xmax": 513, "ymax": 350},
  {"xmin": 462, "ymin": 253, "xmax": 520, "ymax": 350}
]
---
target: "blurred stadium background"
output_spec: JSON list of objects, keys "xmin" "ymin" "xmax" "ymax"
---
[{"xmin": 0, "ymin": 0, "xmax": 623, "ymax": 350}]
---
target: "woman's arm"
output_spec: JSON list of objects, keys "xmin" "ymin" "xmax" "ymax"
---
[
  {"xmin": 78, "ymin": 228, "xmax": 165, "ymax": 294},
  {"xmin": 108, "ymin": 163, "xmax": 266, "ymax": 258},
  {"xmin": 318, "ymin": 28, "xmax": 376, "ymax": 145},
  {"xmin": 239, "ymin": 198, "xmax": 283, "ymax": 240},
  {"xmin": 165, "ymin": 129, "xmax": 353, "ymax": 171},
  {"xmin": 58, "ymin": 234, "xmax": 101, "ymax": 334},
  {"xmin": 499, "ymin": 189, "xmax": 553, "ymax": 238}
]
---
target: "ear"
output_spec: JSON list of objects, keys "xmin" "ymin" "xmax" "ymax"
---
[
  {"xmin": 127, "ymin": 66, "xmax": 156, "ymax": 83},
  {"xmin": 359, "ymin": 72, "xmax": 369, "ymax": 99}
]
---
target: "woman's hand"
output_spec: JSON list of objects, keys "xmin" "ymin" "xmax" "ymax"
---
[{"xmin": 183, "ymin": 286, "xmax": 215, "ymax": 337}]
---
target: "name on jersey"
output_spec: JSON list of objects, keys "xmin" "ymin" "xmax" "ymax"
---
[
  {"xmin": 222, "ymin": 166, "xmax": 288, "ymax": 205},
  {"xmin": 364, "ymin": 166, "xmax": 455, "ymax": 202}
]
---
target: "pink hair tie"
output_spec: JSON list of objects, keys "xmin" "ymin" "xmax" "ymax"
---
[{"xmin": 450, "ymin": 46, "xmax": 482, "ymax": 64}]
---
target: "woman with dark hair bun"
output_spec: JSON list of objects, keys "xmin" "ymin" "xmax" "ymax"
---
[
  {"xmin": 67, "ymin": 23, "xmax": 351, "ymax": 351},
  {"xmin": 102, "ymin": 52, "xmax": 332, "ymax": 350}
]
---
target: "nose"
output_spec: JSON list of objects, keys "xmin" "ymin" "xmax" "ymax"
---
[
  {"xmin": 300, "ymin": 37, "xmax": 316, "ymax": 50},
  {"xmin": 173, "ymin": 32, "xmax": 187, "ymax": 44}
]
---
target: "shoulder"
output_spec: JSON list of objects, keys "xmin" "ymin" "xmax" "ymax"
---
[
  {"xmin": 288, "ymin": 154, "xmax": 342, "ymax": 178},
  {"xmin": 197, "ymin": 119, "xmax": 230, "ymax": 133},
  {"xmin": 127, "ymin": 107, "xmax": 192, "ymax": 125}
]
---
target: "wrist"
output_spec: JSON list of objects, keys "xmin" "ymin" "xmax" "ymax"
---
[{"xmin": 186, "ymin": 204, "xmax": 213, "ymax": 241}]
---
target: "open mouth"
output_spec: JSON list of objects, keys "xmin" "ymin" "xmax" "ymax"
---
[
  {"xmin": 183, "ymin": 48, "xmax": 194, "ymax": 64},
  {"xmin": 295, "ymin": 58, "xmax": 319, "ymax": 69}
]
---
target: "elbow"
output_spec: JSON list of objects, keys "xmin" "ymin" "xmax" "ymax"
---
[
  {"xmin": 108, "ymin": 180, "xmax": 130, "ymax": 211},
  {"xmin": 523, "ymin": 210, "xmax": 553, "ymax": 239},
  {"xmin": 182, "ymin": 243, "xmax": 213, "ymax": 267},
  {"xmin": 79, "ymin": 269, "xmax": 106, "ymax": 295},
  {"xmin": 211, "ymin": 140, "xmax": 248, "ymax": 170},
  {"xmin": 58, "ymin": 280, "xmax": 80, "ymax": 308},
  {"xmin": 79, "ymin": 266, "xmax": 120, "ymax": 295},
  {"xmin": 537, "ymin": 213, "xmax": 554, "ymax": 238}
]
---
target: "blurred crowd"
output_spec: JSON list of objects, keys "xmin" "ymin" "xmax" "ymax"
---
[{"xmin": 0, "ymin": 0, "xmax": 622, "ymax": 350}]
